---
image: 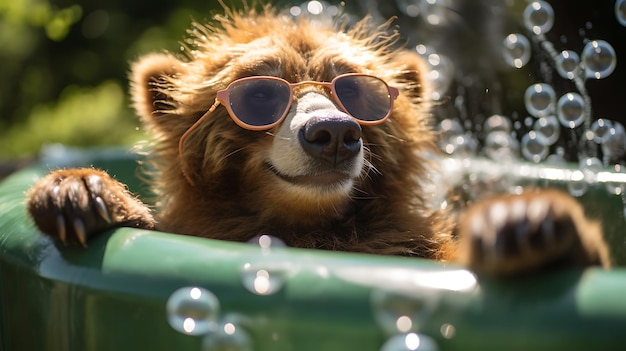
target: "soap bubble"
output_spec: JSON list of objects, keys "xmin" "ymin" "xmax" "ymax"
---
[
  {"xmin": 503, "ymin": 33, "xmax": 531, "ymax": 68},
  {"xmin": 426, "ymin": 53, "xmax": 454, "ymax": 100},
  {"xmin": 436, "ymin": 118, "xmax": 464, "ymax": 150},
  {"xmin": 484, "ymin": 131, "xmax": 519, "ymax": 161},
  {"xmin": 523, "ymin": 1, "xmax": 554, "ymax": 35},
  {"xmin": 241, "ymin": 262, "xmax": 288, "ymax": 296},
  {"xmin": 416, "ymin": 46, "xmax": 454, "ymax": 101},
  {"xmin": 371, "ymin": 289, "xmax": 439, "ymax": 335},
  {"xmin": 533, "ymin": 116, "xmax": 560, "ymax": 145},
  {"xmin": 591, "ymin": 118, "xmax": 614, "ymax": 143},
  {"xmin": 524, "ymin": 83, "xmax": 556, "ymax": 117},
  {"xmin": 396, "ymin": 0, "xmax": 421, "ymax": 17},
  {"xmin": 202, "ymin": 321, "xmax": 253, "ymax": 351},
  {"xmin": 555, "ymin": 50, "xmax": 581, "ymax": 80},
  {"xmin": 442, "ymin": 134, "xmax": 478, "ymax": 156},
  {"xmin": 567, "ymin": 170, "xmax": 588, "ymax": 197},
  {"xmin": 556, "ymin": 93, "xmax": 586, "ymax": 128},
  {"xmin": 167, "ymin": 287, "xmax": 220, "ymax": 336},
  {"xmin": 617, "ymin": 0, "xmax": 626, "ymax": 26},
  {"xmin": 419, "ymin": 0, "xmax": 451, "ymax": 26},
  {"xmin": 582, "ymin": 40, "xmax": 617, "ymax": 79},
  {"xmin": 483, "ymin": 114, "xmax": 512, "ymax": 133},
  {"xmin": 380, "ymin": 333, "xmax": 439, "ymax": 351},
  {"xmin": 602, "ymin": 122, "xmax": 626, "ymax": 161},
  {"xmin": 606, "ymin": 163, "xmax": 626, "ymax": 195},
  {"xmin": 521, "ymin": 131, "xmax": 549, "ymax": 163}
]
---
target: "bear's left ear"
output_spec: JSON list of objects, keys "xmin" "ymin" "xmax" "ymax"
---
[
  {"xmin": 389, "ymin": 50, "xmax": 431, "ymax": 103},
  {"xmin": 130, "ymin": 53, "xmax": 186, "ymax": 127}
]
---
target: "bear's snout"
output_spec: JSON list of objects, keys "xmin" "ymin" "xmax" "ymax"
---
[{"xmin": 298, "ymin": 114, "xmax": 362, "ymax": 167}]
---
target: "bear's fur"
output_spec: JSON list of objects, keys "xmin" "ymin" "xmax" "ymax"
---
[
  {"xmin": 130, "ymin": 7, "xmax": 454, "ymax": 258},
  {"xmin": 25, "ymin": 5, "xmax": 610, "ymax": 276}
]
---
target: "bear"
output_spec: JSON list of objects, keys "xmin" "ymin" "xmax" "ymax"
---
[{"xmin": 26, "ymin": 5, "xmax": 610, "ymax": 277}]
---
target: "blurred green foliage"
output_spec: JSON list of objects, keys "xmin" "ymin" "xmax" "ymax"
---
[{"xmin": 0, "ymin": 0, "xmax": 297, "ymax": 159}]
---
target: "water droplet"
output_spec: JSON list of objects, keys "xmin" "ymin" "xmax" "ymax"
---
[
  {"xmin": 580, "ymin": 156, "xmax": 603, "ymax": 182},
  {"xmin": 616, "ymin": 0, "xmax": 626, "ymax": 26},
  {"xmin": 582, "ymin": 40, "xmax": 617, "ymax": 79},
  {"xmin": 503, "ymin": 33, "xmax": 531, "ymax": 68},
  {"xmin": 306, "ymin": 1, "xmax": 324, "ymax": 15},
  {"xmin": 521, "ymin": 131, "xmax": 549, "ymax": 163},
  {"xmin": 568, "ymin": 179, "xmax": 588, "ymax": 197},
  {"xmin": 556, "ymin": 92, "xmax": 586, "ymax": 128},
  {"xmin": 484, "ymin": 114, "xmax": 512, "ymax": 133},
  {"xmin": 607, "ymin": 163, "xmax": 626, "ymax": 195},
  {"xmin": 436, "ymin": 119, "xmax": 464, "ymax": 151},
  {"xmin": 591, "ymin": 118, "xmax": 614, "ymax": 143},
  {"xmin": 419, "ymin": 0, "xmax": 448, "ymax": 26},
  {"xmin": 523, "ymin": 1, "xmax": 554, "ymax": 35},
  {"xmin": 443, "ymin": 134, "xmax": 477, "ymax": 156},
  {"xmin": 524, "ymin": 83, "xmax": 556, "ymax": 117},
  {"xmin": 248, "ymin": 234, "xmax": 286, "ymax": 255},
  {"xmin": 602, "ymin": 122, "xmax": 626, "ymax": 161},
  {"xmin": 439, "ymin": 323, "xmax": 456, "ymax": 339},
  {"xmin": 426, "ymin": 53, "xmax": 454, "ymax": 101},
  {"xmin": 371, "ymin": 290, "xmax": 439, "ymax": 335},
  {"xmin": 484, "ymin": 131, "xmax": 519, "ymax": 161},
  {"xmin": 167, "ymin": 287, "xmax": 220, "ymax": 335},
  {"xmin": 241, "ymin": 262, "xmax": 287, "ymax": 296},
  {"xmin": 202, "ymin": 321, "xmax": 253, "ymax": 351},
  {"xmin": 533, "ymin": 116, "xmax": 560, "ymax": 145},
  {"xmin": 380, "ymin": 333, "xmax": 439, "ymax": 351},
  {"xmin": 555, "ymin": 50, "xmax": 581, "ymax": 80}
]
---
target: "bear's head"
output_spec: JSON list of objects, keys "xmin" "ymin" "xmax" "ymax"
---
[{"xmin": 130, "ymin": 6, "xmax": 439, "ymax": 241}]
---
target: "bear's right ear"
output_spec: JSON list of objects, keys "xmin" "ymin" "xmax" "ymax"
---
[{"xmin": 130, "ymin": 53, "xmax": 186, "ymax": 126}]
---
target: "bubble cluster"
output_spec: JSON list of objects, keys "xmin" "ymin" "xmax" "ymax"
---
[
  {"xmin": 582, "ymin": 40, "xmax": 617, "ymax": 79},
  {"xmin": 416, "ymin": 45, "xmax": 454, "ymax": 101},
  {"xmin": 502, "ymin": 33, "xmax": 531, "ymax": 68},
  {"xmin": 523, "ymin": 1, "xmax": 555, "ymax": 35}
]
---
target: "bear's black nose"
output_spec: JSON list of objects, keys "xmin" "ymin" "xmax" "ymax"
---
[{"xmin": 298, "ymin": 114, "xmax": 362, "ymax": 167}]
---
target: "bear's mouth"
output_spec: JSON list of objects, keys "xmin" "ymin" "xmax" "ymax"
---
[{"xmin": 265, "ymin": 163, "xmax": 353, "ymax": 187}]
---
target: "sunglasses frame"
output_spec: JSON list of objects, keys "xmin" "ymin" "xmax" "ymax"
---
[{"xmin": 215, "ymin": 73, "xmax": 400, "ymax": 131}]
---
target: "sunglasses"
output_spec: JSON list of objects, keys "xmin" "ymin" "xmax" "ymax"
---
[
  {"xmin": 214, "ymin": 73, "xmax": 399, "ymax": 130},
  {"xmin": 178, "ymin": 74, "xmax": 399, "ymax": 162}
]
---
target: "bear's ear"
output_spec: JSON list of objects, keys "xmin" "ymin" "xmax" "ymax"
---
[
  {"xmin": 130, "ymin": 53, "xmax": 186, "ymax": 125},
  {"xmin": 389, "ymin": 50, "xmax": 432, "ymax": 104}
]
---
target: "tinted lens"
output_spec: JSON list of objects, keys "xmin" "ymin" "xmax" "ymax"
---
[
  {"xmin": 227, "ymin": 79, "xmax": 291, "ymax": 127},
  {"xmin": 334, "ymin": 76, "xmax": 392, "ymax": 122}
]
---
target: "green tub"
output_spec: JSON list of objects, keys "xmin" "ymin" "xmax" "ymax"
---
[{"xmin": 1, "ymin": 145, "xmax": 626, "ymax": 351}]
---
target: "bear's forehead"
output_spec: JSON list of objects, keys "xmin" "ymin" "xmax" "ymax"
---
[{"xmin": 193, "ymin": 20, "xmax": 384, "ymax": 82}]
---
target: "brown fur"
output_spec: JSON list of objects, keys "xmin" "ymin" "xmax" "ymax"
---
[
  {"xmin": 25, "ymin": 5, "xmax": 610, "ymax": 276},
  {"xmin": 130, "ymin": 6, "xmax": 454, "ymax": 258}
]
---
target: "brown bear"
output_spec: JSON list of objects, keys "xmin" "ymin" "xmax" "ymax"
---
[{"xmin": 26, "ymin": 6, "xmax": 610, "ymax": 276}]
